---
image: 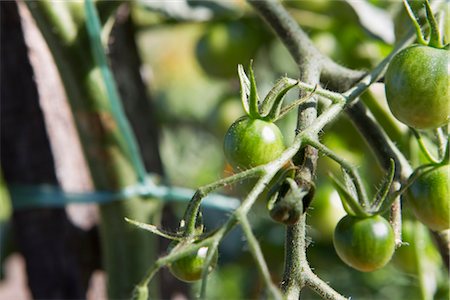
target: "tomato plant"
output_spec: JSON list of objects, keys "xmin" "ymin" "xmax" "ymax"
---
[
  {"xmin": 406, "ymin": 164, "xmax": 450, "ymax": 231},
  {"xmin": 169, "ymin": 244, "xmax": 218, "ymax": 282},
  {"xmin": 333, "ymin": 215, "xmax": 395, "ymax": 272},
  {"xmin": 384, "ymin": 45, "xmax": 449, "ymax": 129}
]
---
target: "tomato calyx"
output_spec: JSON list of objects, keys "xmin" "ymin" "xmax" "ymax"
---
[
  {"xmin": 329, "ymin": 159, "xmax": 396, "ymax": 219},
  {"xmin": 238, "ymin": 61, "xmax": 300, "ymax": 123},
  {"xmin": 403, "ymin": 0, "xmax": 445, "ymax": 49}
]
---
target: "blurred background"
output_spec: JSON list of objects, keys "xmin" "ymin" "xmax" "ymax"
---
[{"xmin": 1, "ymin": 0, "xmax": 449, "ymax": 299}]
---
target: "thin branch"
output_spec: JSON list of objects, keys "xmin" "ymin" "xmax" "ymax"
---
[{"xmin": 238, "ymin": 213, "xmax": 283, "ymax": 300}]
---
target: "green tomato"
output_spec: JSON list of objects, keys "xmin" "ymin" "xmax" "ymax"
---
[
  {"xmin": 406, "ymin": 164, "xmax": 450, "ymax": 231},
  {"xmin": 333, "ymin": 215, "xmax": 395, "ymax": 272},
  {"xmin": 168, "ymin": 244, "xmax": 218, "ymax": 282},
  {"xmin": 223, "ymin": 117, "xmax": 285, "ymax": 170},
  {"xmin": 384, "ymin": 45, "xmax": 449, "ymax": 129},
  {"xmin": 196, "ymin": 20, "xmax": 265, "ymax": 79}
]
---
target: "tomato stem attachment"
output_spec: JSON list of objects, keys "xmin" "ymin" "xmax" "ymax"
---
[
  {"xmin": 305, "ymin": 137, "xmax": 370, "ymax": 208},
  {"xmin": 329, "ymin": 173, "xmax": 371, "ymax": 218},
  {"xmin": 272, "ymin": 86, "xmax": 318, "ymax": 122}
]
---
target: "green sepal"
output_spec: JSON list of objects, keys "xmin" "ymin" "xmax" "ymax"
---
[
  {"xmin": 247, "ymin": 60, "xmax": 261, "ymax": 119},
  {"xmin": 329, "ymin": 173, "xmax": 371, "ymax": 218},
  {"xmin": 260, "ymin": 77, "xmax": 298, "ymax": 121},
  {"xmin": 238, "ymin": 64, "xmax": 251, "ymax": 116}
]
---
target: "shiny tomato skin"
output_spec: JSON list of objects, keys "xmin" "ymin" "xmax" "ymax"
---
[
  {"xmin": 223, "ymin": 117, "xmax": 285, "ymax": 170},
  {"xmin": 333, "ymin": 215, "xmax": 395, "ymax": 272},
  {"xmin": 407, "ymin": 164, "xmax": 450, "ymax": 231},
  {"xmin": 384, "ymin": 45, "xmax": 449, "ymax": 129}
]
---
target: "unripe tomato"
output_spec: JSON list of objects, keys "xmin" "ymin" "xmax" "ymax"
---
[
  {"xmin": 169, "ymin": 244, "xmax": 218, "ymax": 282},
  {"xmin": 384, "ymin": 45, "xmax": 449, "ymax": 129},
  {"xmin": 406, "ymin": 164, "xmax": 450, "ymax": 231},
  {"xmin": 333, "ymin": 215, "xmax": 395, "ymax": 272},
  {"xmin": 223, "ymin": 117, "xmax": 285, "ymax": 170}
]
